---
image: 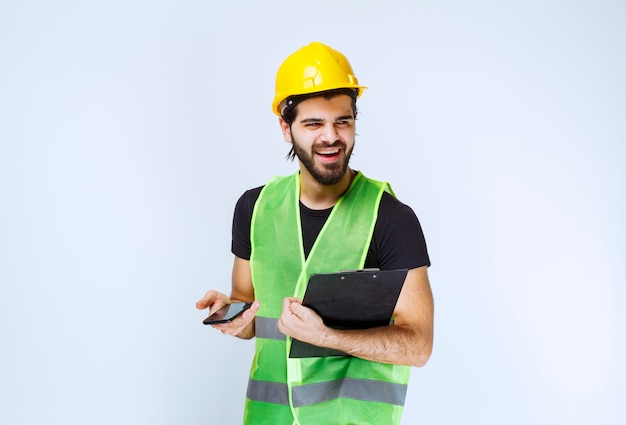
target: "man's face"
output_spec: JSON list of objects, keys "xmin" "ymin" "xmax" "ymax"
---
[{"xmin": 280, "ymin": 94, "xmax": 356, "ymax": 185}]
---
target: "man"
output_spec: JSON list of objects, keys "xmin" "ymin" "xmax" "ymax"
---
[{"xmin": 196, "ymin": 41, "xmax": 434, "ymax": 425}]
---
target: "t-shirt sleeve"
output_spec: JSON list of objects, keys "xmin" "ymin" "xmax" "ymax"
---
[
  {"xmin": 231, "ymin": 186, "xmax": 263, "ymax": 260},
  {"xmin": 368, "ymin": 192, "xmax": 431, "ymax": 271}
]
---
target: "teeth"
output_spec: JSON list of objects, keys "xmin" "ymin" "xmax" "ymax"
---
[{"xmin": 317, "ymin": 149, "xmax": 339, "ymax": 155}]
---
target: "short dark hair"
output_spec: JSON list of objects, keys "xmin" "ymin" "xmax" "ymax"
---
[{"xmin": 281, "ymin": 88, "xmax": 359, "ymax": 161}]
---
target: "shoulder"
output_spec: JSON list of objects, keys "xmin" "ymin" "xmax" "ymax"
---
[
  {"xmin": 378, "ymin": 192, "xmax": 418, "ymax": 220},
  {"xmin": 231, "ymin": 185, "xmax": 264, "ymax": 260},
  {"xmin": 376, "ymin": 192, "xmax": 423, "ymax": 239},
  {"xmin": 233, "ymin": 186, "xmax": 264, "ymax": 231},
  {"xmin": 234, "ymin": 186, "xmax": 264, "ymax": 215}
]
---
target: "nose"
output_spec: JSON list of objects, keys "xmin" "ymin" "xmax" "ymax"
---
[{"xmin": 321, "ymin": 123, "xmax": 339, "ymax": 143}]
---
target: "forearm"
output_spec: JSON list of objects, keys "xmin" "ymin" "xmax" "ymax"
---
[
  {"xmin": 321, "ymin": 324, "xmax": 432, "ymax": 367},
  {"xmin": 229, "ymin": 256, "xmax": 257, "ymax": 340}
]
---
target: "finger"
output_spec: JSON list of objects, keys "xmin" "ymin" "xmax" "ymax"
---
[
  {"xmin": 282, "ymin": 297, "xmax": 303, "ymax": 312},
  {"xmin": 197, "ymin": 291, "xmax": 231, "ymax": 313},
  {"xmin": 285, "ymin": 297, "xmax": 301, "ymax": 303},
  {"xmin": 288, "ymin": 301, "xmax": 310, "ymax": 319},
  {"xmin": 195, "ymin": 290, "xmax": 216, "ymax": 309},
  {"xmin": 211, "ymin": 322, "xmax": 233, "ymax": 334},
  {"xmin": 282, "ymin": 297, "xmax": 294, "ymax": 313},
  {"xmin": 290, "ymin": 298, "xmax": 303, "ymax": 306}
]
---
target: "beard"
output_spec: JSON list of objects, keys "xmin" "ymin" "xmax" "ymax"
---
[{"xmin": 292, "ymin": 138, "xmax": 354, "ymax": 185}]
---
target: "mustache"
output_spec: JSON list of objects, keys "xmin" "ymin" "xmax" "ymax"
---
[{"xmin": 313, "ymin": 141, "xmax": 347, "ymax": 150}]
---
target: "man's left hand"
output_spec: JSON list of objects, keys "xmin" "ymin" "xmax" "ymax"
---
[{"xmin": 277, "ymin": 297, "xmax": 328, "ymax": 346}]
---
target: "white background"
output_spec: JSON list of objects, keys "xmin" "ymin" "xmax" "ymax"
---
[{"xmin": 1, "ymin": 1, "xmax": 624, "ymax": 424}]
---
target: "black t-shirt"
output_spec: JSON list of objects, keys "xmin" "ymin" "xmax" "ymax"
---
[{"xmin": 231, "ymin": 186, "xmax": 430, "ymax": 271}]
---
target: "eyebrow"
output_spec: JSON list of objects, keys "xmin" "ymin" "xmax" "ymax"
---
[
  {"xmin": 299, "ymin": 118, "xmax": 324, "ymax": 124},
  {"xmin": 299, "ymin": 115, "xmax": 355, "ymax": 124}
]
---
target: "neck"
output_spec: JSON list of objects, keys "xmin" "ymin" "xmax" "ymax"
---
[{"xmin": 299, "ymin": 168, "xmax": 356, "ymax": 210}]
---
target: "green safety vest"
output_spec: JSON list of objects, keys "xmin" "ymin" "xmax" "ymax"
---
[{"xmin": 244, "ymin": 171, "xmax": 410, "ymax": 425}]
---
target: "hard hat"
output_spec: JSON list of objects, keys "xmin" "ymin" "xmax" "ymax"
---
[{"xmin": 272, "ymin": 42, "xmax": 367, "ymax": 116}]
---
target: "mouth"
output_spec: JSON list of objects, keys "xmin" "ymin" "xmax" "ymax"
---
[{"xmin": 314, "ymin": 145, "xmax": 342, "ymax": 162}]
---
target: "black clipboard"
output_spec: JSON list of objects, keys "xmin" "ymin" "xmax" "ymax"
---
[{"xmin": 289, "ymin": 268, "xmax": 408, "ymax": 358}]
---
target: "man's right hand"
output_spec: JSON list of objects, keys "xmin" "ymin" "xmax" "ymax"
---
[{"xmin": 196, "ymin": 290, "xmax": 260, "ymax": 338}]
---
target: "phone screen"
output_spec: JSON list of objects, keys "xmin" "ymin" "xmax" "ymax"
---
[{"xmin": 203, "ymin": 302, "xmax": 252, "ymax": 325}]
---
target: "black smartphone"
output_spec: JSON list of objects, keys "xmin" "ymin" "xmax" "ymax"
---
[{"xmin": 202, "ymin": 302, "xmax": 252, "ymax": 325}]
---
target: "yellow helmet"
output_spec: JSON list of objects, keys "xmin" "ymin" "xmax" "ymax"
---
[{"xmin": 272, "ymin": 41, "xmax": 367, "ymax": 116}]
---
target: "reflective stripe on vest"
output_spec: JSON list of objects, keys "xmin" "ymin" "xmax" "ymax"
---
[
  {"xmin": 246, "ymin": 378, "xmax": 289, "ymax": 405},
  {"xmin": 255, "ymin": 316, "xmax": 286, "ymax": 341},
  {"xmin": 247, "ymin": 376, "xmax": 407, "ymax": 407}
]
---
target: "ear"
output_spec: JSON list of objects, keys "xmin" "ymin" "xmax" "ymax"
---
[{"xmin": 278, "ymin": 117, "xmax": 292, "ymax": 143}]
